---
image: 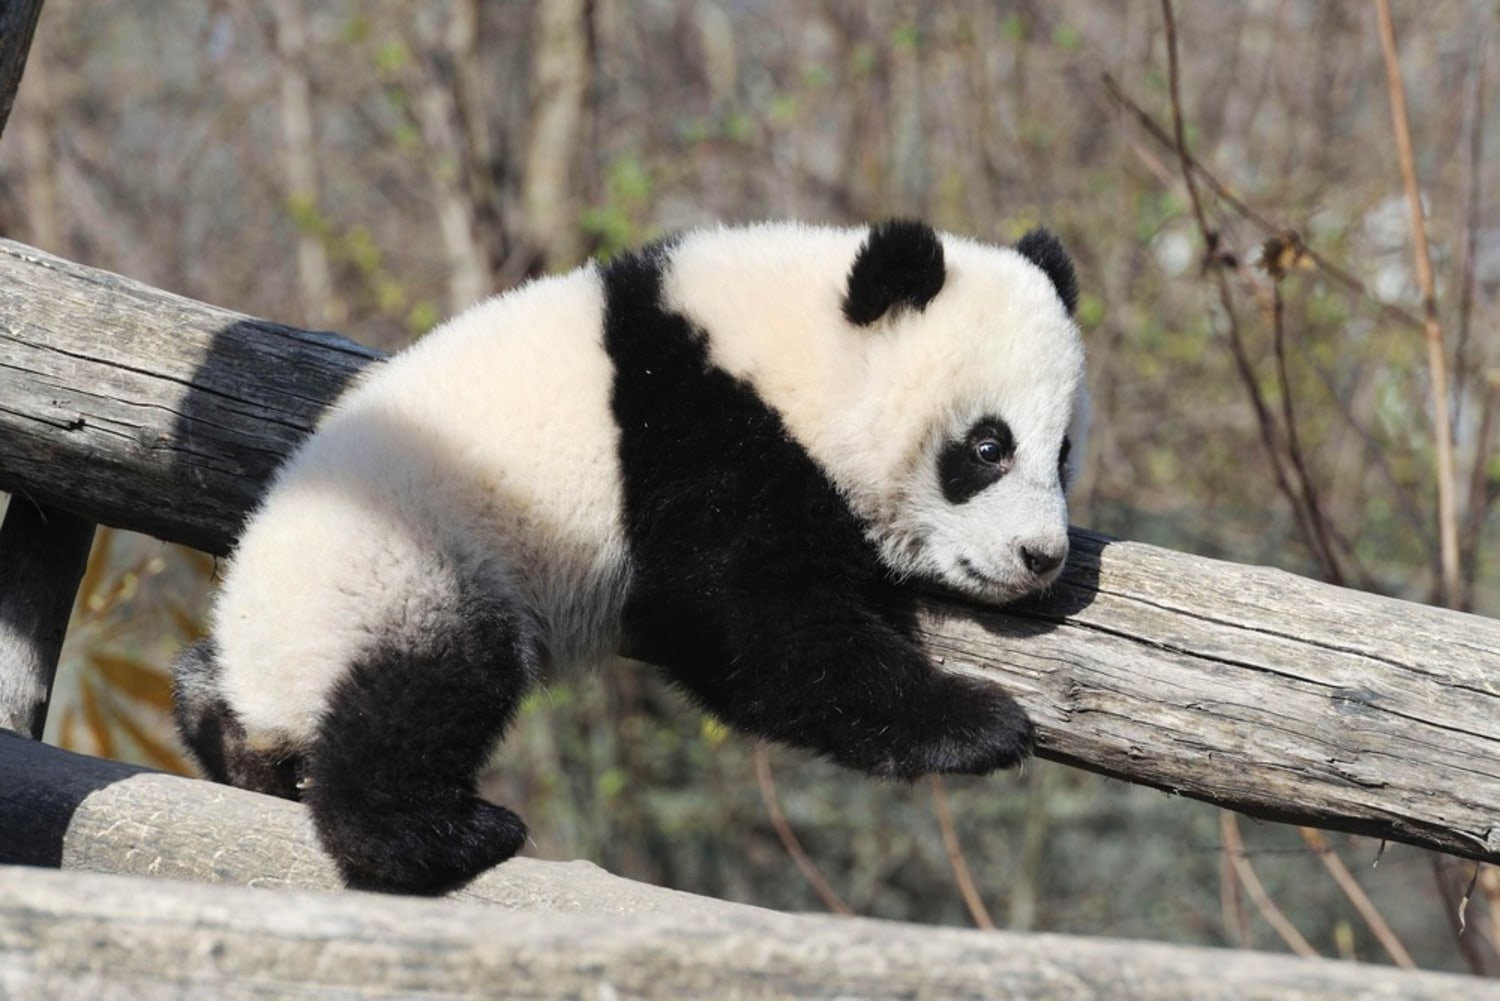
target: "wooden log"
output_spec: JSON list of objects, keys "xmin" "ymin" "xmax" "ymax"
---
[
  {"xmin": 0, "ymin": 497, "xmax": 93, "ymax": 736},
  {"xmin": 4, "ymin": 862, "xmax": 1496, "ymax": 1000},
  {"xmin": 921, "ymin": 535, "xmax": 1500, "ymax": 863},
  {"xmin": 0, "ymin": 732, "xmax": 746, "ymax": 916},
  {"xmin": 0, "ymin": 239, "xmax": 379, "ymax": 555},
  {"xmin": 1, "ymin": 237, "xmax": 1498, "ymax": 867}
]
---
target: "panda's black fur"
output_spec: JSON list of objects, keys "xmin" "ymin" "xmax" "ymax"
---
[{"xmin": 174, "ymin": 219, "xmax": 1087, "ymax": 894}]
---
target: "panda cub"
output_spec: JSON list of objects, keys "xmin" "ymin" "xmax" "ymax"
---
[{"xmin": 174, "ymin": 219, "xmax": 1087, "ymax": 895}]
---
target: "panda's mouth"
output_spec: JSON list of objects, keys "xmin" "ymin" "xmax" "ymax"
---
[
  {"xmin": 956, "ymin": 556, "xmax": 999, "ymax": 587},
  {"xmin": 953, "ymin": 555, "xmax": 1052, "ymax": 605}
]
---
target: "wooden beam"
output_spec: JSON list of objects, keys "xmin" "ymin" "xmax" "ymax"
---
[
  {"xmin": 0, "ymin": 239, "xmax": 379, "ymax": 554},
  {"xmin": 1, "ymin": 237, "xmax": 1498, "ymax": 866},
  {"xmin": 0, "ymin": 732, "xmax": 746, "ymax": 915},
  {"xmin": 5, "ymin": 860, "xmax": 1496, "ymax": 999}
]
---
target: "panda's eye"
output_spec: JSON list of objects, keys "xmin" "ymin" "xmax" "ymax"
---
[
  {"xmin": 965, "ymin": 423, "xmax": 1014, "ymax": 469},
  {"xmin": 973, "ymin": 439, "xmax": 1005, "ymax": 465},
  {"xmin": 940, "ymin": 416, "xmax": 1015, "ymax": 504}
]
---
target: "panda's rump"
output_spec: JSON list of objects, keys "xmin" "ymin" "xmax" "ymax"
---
[
  {"xmin": 213, "ymin": 266, "xmax": 630, "ymax": 745},
  {"xmin": 212, "ymin": 474, "xmax": 506, "ymax": 746}
]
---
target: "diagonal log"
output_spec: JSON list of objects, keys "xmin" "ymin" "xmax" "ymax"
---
[{"xmin": 1, "ymin": 236, "xmax": 1497, "ymax": 865}]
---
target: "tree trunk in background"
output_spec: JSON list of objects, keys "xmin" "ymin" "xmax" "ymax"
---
[
  {"xmin": 411, "ymin": 0, "xmax": 494, "ymax": 312},
  {"xmin": 447, "ymin": 0, "xmax": 509, "ymax": 286},
  {"xmin": 271, "ymin": 0, "xmax": 340, "ymax": 327},
  {"xmin": 522, "ymin": 0, "xmax": 591, "ymax": 272}
]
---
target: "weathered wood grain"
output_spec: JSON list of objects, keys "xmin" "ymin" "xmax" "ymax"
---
[
  {"xmin": 4, "ymin": 861, "xmax": 1495, "ymax": 1000},
  {"xmin": 0, "ymin": 732, "xmax": 751, "ymax": 916},
  {"xmin": 1, "ymin": 236, "xmax": 1498, "ymax": 867},
  {"xmin": 0, "ymin": 239, "xmax": 379, "ymax": 554},
  {"xmin": 921, "ymin": 536, "xmax": 1500, "ymax": 862}
]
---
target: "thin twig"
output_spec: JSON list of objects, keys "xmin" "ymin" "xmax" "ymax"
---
[
  {"xmin": 1220, "ymin": 812, "xmax": 1320, "ymax": 958},
  {"xmin": 1099, "ymin": 71, "xmax": 1424, "ymax": 334},
  {"xmin": 1303, "ymin": 360, "xmax": 1429, "ymax": 584},
  {"xmin": 1157, "ymin": 0, "xmax": 1336, "ymax": 580},
  {"xmin": 1269, "ymin": 281, "xmax": 1343, "ymax": 583},
  {"xmin": 1431, "ymin": 856, "xmax": 1492, "ymax": 975},
  {"xmin": 1460, "ymin": 863, "xmax": 1480, "ymax": 934},
  {"xmin": 1299, "ymin": 828, "xmax": 1415, "ymax": 968},
  {"xmin": 1457, "ymin": 44, "xmax": 1495, "ymax": 610},
  {"xmin": 751, "ymin": 746, "xmax": 853, "ymax": 916},
  {"xmin": 1374, "ymin": 0, "xmax": 1461, "ymax": 607},
  {"xmin": 1160, "ymin": 0, "xmax": 1209, "ymax": 241},
  {"xmin": 1220, "ymin": 829, "xmax": 1251, "ymax": 947},
  {"xmin": 929, "ymin": 777, "xmax": 997, "ymax": 930},
  {"xmin": 1454, "ymin": 39, "xmax": 1486, "ymax": 407}
]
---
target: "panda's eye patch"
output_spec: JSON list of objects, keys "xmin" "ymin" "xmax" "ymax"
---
[
  {"xmin": 939, "ymin": 417, "xmax": 1014, "ymax": 504},
  {"xmin": 1058, "ymin": 435, "xmax": 1072, "ymax": 486}
]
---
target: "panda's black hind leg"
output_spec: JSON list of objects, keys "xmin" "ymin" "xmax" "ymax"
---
[{"xmin": 304, "ymin": 594, "xmax": 537, "ymax": 895}]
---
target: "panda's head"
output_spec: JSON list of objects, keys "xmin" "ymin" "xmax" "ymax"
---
[
  {"xmin": 829, "ymin": 220, "xmax": 1088, "ymax": 604},
  {"xmin": 661, "ymin": 219, "xmax": 1087, "ymax": 604}
]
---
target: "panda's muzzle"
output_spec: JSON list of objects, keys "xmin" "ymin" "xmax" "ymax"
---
[{"xmin": 957, "ymin": 542, "xmax": 1067, "ymax": 599}]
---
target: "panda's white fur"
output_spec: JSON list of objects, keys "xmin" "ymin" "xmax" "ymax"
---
[
  {"xmin": 176, "ymin": 218, "xmax": 1087, "ymax": 893},
  {"xmin": 214, "ymin": 269, "xmax": 629, "ymax": 746},
  {"xmin": 662, "ymin": 224, "xmax": 1086, "ymax": 598}
]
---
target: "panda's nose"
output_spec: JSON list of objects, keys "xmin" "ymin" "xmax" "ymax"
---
[{"xmin": 1020, "ymin": 545, "xmax": 1065, "ymax": 577}]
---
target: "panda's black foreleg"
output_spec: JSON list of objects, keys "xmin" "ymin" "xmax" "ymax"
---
[
  {"xmin": 303, "ymin": 594, "xmax": 537, "ymax": 895},
  {"xmin": 653, "ymin": 584, "xmax": 1033, "ymax": 780}
]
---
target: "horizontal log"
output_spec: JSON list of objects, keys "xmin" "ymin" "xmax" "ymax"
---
[
  {"xmin": 6, "ymin": 859, "xmax": 1496, "ymax": 999},
  {"xmin": 2, "ymin": 236, "xmax": 1498, "ymax": 866},
  {"xmin": 0, "ymin": 732, "xmax": 747, "ymax": 916},
  {"xmin": 6, "ymin": 720, "xmax": 1494, "ymax": 998},
  {"xmin": 0, "ymin": 239, "xmax": 378, "ymax": 554}
]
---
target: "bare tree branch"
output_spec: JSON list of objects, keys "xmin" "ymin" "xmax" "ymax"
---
[{"xmin": 1373, "ymin": 0, "xmax": 1461, "ymax": 606}]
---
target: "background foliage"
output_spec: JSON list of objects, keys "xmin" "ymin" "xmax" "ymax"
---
[{"xmin": 2, "ymin": 0, "xmax": 1496, "ymax": 975}]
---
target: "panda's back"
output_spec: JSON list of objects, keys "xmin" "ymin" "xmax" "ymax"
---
[{"xmin": 214, "ymin": 265, "xmax": 631, "ymax": 741}]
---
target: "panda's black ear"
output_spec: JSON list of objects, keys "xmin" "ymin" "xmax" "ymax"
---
[
  {"xmin": 1015, "ymin": 227, "xmax": 1078, "ymax": 315},
  {"xmin": 842, "ymin": 219, "xmax": 946, "ymax": 326}
]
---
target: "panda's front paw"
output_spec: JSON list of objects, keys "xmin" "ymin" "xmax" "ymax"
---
[{"xmin": 889, "ymin": 677, "xmax": 1034, "ymax": 779}]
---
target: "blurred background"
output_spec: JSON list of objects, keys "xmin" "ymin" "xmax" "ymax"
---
[{"xmin": 1, "ymin": 0, "xmax": 1496, "ymax": 975}]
